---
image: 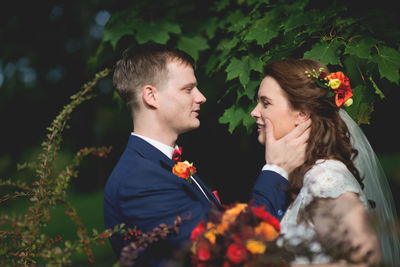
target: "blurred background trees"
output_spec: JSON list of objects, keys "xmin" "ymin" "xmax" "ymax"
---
[{"xmin": 1, "ymin": 0, "xmax": 399, "ymax": 265}]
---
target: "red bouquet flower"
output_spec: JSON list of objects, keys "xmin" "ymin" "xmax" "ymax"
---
[{"xmin": 190, "ymin": 203, "xmax": 284, "ymax": 266}]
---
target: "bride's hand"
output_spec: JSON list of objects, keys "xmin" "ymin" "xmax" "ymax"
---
[{"xmin": 264, "ymin": 118, "xmax": 311, "ymax": 174}]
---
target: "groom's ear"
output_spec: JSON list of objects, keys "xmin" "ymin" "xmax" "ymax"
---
[
  {"xmin": 295, "ymin": 110, "xmax": 310, "ymax": 126},
  {"xmin": 142, "ymin": 85, "xmax": 158, "ymax": 108}
]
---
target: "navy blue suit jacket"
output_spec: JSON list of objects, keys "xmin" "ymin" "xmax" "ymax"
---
[{"xmin": 103, "ymin": 135, "xmax": 288, "ymax": 266}]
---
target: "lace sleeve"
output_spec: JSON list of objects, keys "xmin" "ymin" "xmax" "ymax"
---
[{"xmin": 301, "ymin": 160, "xmax": 367, "ymax": 210}]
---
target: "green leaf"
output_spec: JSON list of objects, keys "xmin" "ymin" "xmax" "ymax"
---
[
  {"xmin": 344, "ymin": 37, "xmax": 378, "ymax": 59},
  {"xmin": 226, "ymin": 58, "xmax": 243, "ymax": 81},
  {"xmin": 282, "ymin": 13, "xmax": 312, "ymax": 33},
  {"xmin": 215, "ymin": 0, "xmax": 230, "ymax": 11},
  {"xmin": 177, "ymin": 36, "xmax": 209, "ymax": 61},
  {"xmin": 238, "ymin": 0, "xmax": 261, "ymax": 6},
  {"xmin": 201, "ymin": 17, "xmax": 219, "ymax": 39},
  {"xmin": 225, "ymin": 55, "xmax": 263, "ymax": 87},
  {"xmin": 103, "ymin": 19, "xmax": 138, "ymax": 49},
  {"xmin": 135, "ymin": 19, "xmax": 181, "ymax": 44},
  {"xmin": 242, "ymin": 79, "xmax": 259, "ymax": 101},
  {"xmin": 204, "ymin": 53, "xmax": 220, "ymax": 75},
  {"xmin": 244, "ymin": 14, "xmax": 280, "ymax": 45},
  {"xmin": 303, "ymin": 39, "xmax": 344, "ymax": 66},
  {"xmin": 371, "ymin": 46, "xmax": 400, "ymax": 84},
  {"xmin": 218, "ymin": 105, "xmax": 254, "ymax": 133},
  {"xmin": 227, "ymin": 16, "xmax": 251, "ymax": 32},
  {"xmin": 216, "ymin": 37, "xmax": 240, "ymax": 52},
  {"xmin": 369, "ymin": 75, "xmax": 385, "ymax": 100},
  {"xmin": 345, "ymin": 85, "xmax": 374, "ymax": 124}
]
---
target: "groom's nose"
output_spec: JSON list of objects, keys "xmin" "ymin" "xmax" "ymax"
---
[{"xmin": 194, "ymin": 88, "xmax": 206, "ymax": 104}]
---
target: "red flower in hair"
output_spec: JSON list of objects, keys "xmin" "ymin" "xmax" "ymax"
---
[
  {"xmin": 306, "ymin": 69, "xmax": 354, "ymax": 107},
  {"xmin": 327, "ymin": 72, "xmax": 353, "ymax": 107}
]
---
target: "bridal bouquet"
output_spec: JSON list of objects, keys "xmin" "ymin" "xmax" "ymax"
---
[{"xmin": 190, "ymin": 203, "xmax": 288, "ymax": 266}]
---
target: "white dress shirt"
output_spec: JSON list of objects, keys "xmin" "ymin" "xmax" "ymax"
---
[
  {"xmin": 262, "ymin": 164, "xmax": 288, "ymax": 180},
  {"xmin": 132, "ymin": 133, "xmax": 210, "ymax": 202}
]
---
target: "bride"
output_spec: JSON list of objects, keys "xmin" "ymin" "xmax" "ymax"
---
[{"xmin": 251, "ymin": 58, "xmax": 399, "ymax": 266}]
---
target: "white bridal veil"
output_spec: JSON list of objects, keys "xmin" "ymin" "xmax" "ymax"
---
[{"xmin": 340, "ymin": 109, "xmax": 400, "ymax": 266}]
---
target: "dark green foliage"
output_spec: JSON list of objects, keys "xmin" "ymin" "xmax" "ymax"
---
[
  {"xmin": 97, "ymin": 0, "xmax": 400, "ymax": 133},
  {"xmin": 0, "ymin": 69, "xmax": 115, "ymax": 266}
]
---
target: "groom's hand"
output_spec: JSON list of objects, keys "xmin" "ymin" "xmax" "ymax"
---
[{"xmin": 264, "ymin": 118, "xmax": 311, "ymax": 174}]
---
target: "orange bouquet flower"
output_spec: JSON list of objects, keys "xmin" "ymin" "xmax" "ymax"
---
[{"xmin": 190, "ymin": 203, "xmax": 284, "ymax": 267}]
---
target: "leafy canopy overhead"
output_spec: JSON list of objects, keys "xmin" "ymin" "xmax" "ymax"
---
[{"xmin": 95, "ymin": 0, "xmax": 400, "ymax": 133}]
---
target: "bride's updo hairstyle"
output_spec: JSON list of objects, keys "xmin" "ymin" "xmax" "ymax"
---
[{"xmin": 263, "ymin": 59, "xmax": 362, "ymax": 197}]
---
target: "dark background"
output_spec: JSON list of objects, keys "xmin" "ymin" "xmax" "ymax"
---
[
  {"xmin": 1, "ymin": 0, "xmax": 399, "ymax": 259},
  {"xmin": 1, "ymin": 0, "xmax": 400, "ymax": 202},
  {"xmin": 1, "ymin": 1, "xmax": 399, "ymax": 265}
]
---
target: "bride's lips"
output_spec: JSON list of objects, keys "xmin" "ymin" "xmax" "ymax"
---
[{"xmin": 256, "ymin": 123, "xmax": 265, "ymax": 132}]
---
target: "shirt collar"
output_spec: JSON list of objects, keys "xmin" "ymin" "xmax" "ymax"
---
[{"xmin": 132, "ymin": 133, "xmax": 176, "ymax": 159}]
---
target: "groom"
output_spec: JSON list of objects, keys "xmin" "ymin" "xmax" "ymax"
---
[{"xmin": 103, "ymin": 42, "xmax": 309, "ymax": 265}]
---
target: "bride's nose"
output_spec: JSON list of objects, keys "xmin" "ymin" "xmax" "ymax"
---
[{"xmin": 251, "ymin": 104, "xmax": 260, "ymax": 118}]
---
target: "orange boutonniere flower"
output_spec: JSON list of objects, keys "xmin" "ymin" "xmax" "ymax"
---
[{"xmin": 172, "ymin": 160, "xmax": 196, "ymax": 182}]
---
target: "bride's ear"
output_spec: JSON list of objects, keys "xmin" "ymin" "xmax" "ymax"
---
[{"xmin": 295, "ymin": 110, "xmax": 310, "ymax": 126}]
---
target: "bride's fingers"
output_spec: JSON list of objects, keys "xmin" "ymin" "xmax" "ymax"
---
[
  {"xmin": 264, "ymin": 118, "xmax": 276, "ymax": 145},
  {"xmin": 296, "ymin": 124, "xmax": 311, "ymax": 145},
  {"xmin": 285, "ymin": 118, "xmax": 311, "ymax": 140}
]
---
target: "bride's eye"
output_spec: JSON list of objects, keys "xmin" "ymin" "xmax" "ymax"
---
[{"xmin": 262, "ymin": 101, "xmax": 270, "ymax": 108}]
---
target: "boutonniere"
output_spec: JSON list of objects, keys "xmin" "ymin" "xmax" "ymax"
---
[
  {"xmin": 172, "ymin": 161, "xmax": 196, "ymax": 183},
  {"xmin": 172, "ymin": 147, "xmax": 196, "ymax": 183}
]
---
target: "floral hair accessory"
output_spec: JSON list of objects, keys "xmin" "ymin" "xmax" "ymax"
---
[
  {"xmin": 172, "ymin": 160, "xmax": 196, "ymax": 183},
  {"xmin": 305, "ymin": 68, "xmax": 354, "ymax": 107}
]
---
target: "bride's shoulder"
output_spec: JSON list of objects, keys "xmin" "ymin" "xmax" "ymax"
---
[
  {"xmin": 304, "ymin": 159, "xmax": 356, "ymax": 186},
  {"xmin": 307, "ymin": 159, "xmax": 348, "ymax": 173}
]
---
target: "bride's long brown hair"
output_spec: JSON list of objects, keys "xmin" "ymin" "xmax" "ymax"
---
[{"xmin": 263, "ymin": 59, "xmax": 362, "ymax": 197}]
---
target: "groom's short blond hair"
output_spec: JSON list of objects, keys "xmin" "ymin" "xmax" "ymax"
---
[{"xmin": 113, "ymin": 42, "xmax": 195, "ymax": 112}]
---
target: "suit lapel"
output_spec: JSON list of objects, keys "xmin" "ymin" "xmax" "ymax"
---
[
  {"xmin": 128, "ymin": 135, "xmax": 217, "ymax": 207},
  {"xmin": 192, "ymin": 173, "xmax": 223, "ymax": 209}
]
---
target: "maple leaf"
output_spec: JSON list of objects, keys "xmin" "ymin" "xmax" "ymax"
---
[
  {"xmin": 177, "ymin": 36, "xmax": 209, "ymax": 61},
  {"xmin": 303, "ymin": 39, "xmax": 344, "ymax": 66},
  {"xmin": 344, "ymin": 37, "xmax": 378, "ymax": 59},
  {"xmin": 136, "ymin": 20, "xmax": 181, "ymax": 45},
  {"xmin": 226, "ymin": 55, "xmax": 263, "ymax": 88},
  {"xmin": 219, "ymin": 105, "xmax": 255, "ymax": 133},
  {"xmin": 244, "ymin": 15, "xmax": 280, "ymax": 46},
  {"xmin": 371, "ymin": 46, "xmax": 400, "ymax": 84}
]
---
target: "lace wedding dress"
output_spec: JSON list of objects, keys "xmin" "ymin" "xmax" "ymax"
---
[
  {"xmin": 280, "ymin": 159, "xmax": 370, "ymax": 264},
  {"xmin": 280, "ymin": 109, "xmax": 400, "ymax": 266}
]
